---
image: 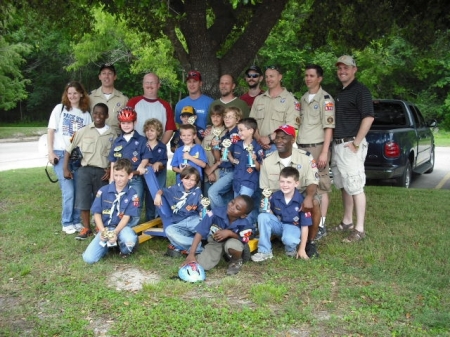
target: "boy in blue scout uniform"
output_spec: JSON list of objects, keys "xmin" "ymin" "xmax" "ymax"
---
[
  {"xmin": 207, "ymin": 107, "xmax": 242, "ymax": 210},
  {"xmin": 170, "ymin": 124, "xmax": 207, "ymax": 184},
  {"xmin": 252, "ymin": 167, "xmax": 312, "ymax": 262},
  {"xmin": 153, "ymin": 167, "xmax": 204, "ymax": 257},
  {"xmin": 143, "ymin": 118, "xmax": 168, "ymax": 220},
  {"xmin": 82, "ymin": 158, "xmax": 139, "ymax": 263},
  {"xmin": 108, "ymin": 107, "xmax": 152, "ymax": 227},
  {"xmin": 170, "ymin": 105, "xmax": 205, "ymax": 153},
  {"xmin": 182, "ymin": 195, "xmax": 255, "ymax": 275}
]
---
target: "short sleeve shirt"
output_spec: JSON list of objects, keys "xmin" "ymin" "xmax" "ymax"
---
[
  {"xmin": 270, "ymin": 190, "xmax": 312, "ymax": 227},
  {"xmin": 162, "ymin": 183, "xmax": 203, "ymax": 223},
  {"xmin": 297, "ymin": 87, "xmax": 335, "ymax": 144},
  {"xmin": 175, "ymin": 94, "xmax": 214, "ymax": 130},
  {"xmin": 108, "ymin": 131, "xmax": 152, "ymax": 170},
  {"xmin": 170, "ymin": 144, "xmax": 208, "ymax": 183},
  {"xmin": 230, "ymin": 139, "xmax": 264, "ymax": 192}
]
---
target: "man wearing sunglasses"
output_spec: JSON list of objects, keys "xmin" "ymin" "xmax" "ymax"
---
[
  {"xmin": 175, "ymin": 70, "xmax": 214, "ymax": 131},
  {"xmin": 250, "ymin": 65, "xmax": 300, "ymax": 156},
  {"xmin": 240, "ymin": 65, "xmax": 264, "ymax": 108}
]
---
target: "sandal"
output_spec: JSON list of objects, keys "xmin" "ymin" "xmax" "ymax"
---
[
  {"xmin": 332, "ymin": 222, "xmax": 354, "ymax": 232},
  {"xmin": 342, "ymin": 230, "xmax": 365, "ymax": 243}
]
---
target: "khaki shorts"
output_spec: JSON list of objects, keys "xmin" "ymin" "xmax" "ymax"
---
[
  {"xmin": 298, "ymin": 144, "xmax": 332, "ymax": 194},
  {"xmin": 331, "ymin": 139, "xmax": 368, "ymax": 195},
  {"xmin": 197, "ymin": 236, "xmax": 243, "ymax": 271}
]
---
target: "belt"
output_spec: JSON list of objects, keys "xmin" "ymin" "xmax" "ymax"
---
[
  {"xmin": 334, "ymin": 137, "xmax": 355, "ymax": 145},
  {"xmin": 298, "ymin": 142, "xmax": 324, "ymax": 148}
]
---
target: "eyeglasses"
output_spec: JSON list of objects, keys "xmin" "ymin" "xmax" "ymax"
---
[
  {"xmin": 223, "ymin": 115, "xmax": 237, "ymax": 120},
  {"xmin": 246, "ymin": 74, "xmax": 260, "ymax": 79}
]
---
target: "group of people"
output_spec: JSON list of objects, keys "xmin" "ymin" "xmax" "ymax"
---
[{"xmin": 47, "ymin": 55, "xmax": 374, "ymax": 275}]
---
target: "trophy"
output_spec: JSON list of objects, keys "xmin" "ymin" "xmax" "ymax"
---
[
  {"xmin": 182, "ymin": 145, "xmax": 191, "ymax": 167},
  {"xmin": 261, "ymin": 188, "xmax": 272, "ymax": 212},
  {"xmin": 99, "ymin": 229, "xmax": 117, "ymax": 247},
  {"xmin": 246, "ymin": 144, "xmax": 255, "ymax": 167},
  {"xmin": 221, "ymin": 139, "xmax": 232, "ymax": 162},
  {"xmin": 212, "ymin": 128, "xmax": 221, "ymax": 150},
  {"xmin": 188, "ymin": 116, "xmax": 196, "ymax": 125},
  {"xmin": 200, "ymin": 197, "xmax": 210, "ymax": 219}
]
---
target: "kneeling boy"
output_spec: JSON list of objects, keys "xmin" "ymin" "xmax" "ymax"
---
[
  {"xmin": 82, "ymin": 158, "xmax": 139, "ymax": 264},
  {"xmin": 252, "ymin": 167, "xmax": 312, "ymax": 262},
  {"xmin": 183, "ymin": 195, "xmax": 254, "ymax": 275}
]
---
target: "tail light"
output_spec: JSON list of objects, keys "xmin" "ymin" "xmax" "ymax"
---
[{"xmin": 384, "ymin": 142, "xmax": 400, "ymax": 158}]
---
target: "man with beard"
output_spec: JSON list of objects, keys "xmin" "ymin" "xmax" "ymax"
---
[
  {"xmin": 208, "ymin": 74, "xmax": 249, "ymax": 122},
  {"xmin": 240, "ymin": 65, "xmax": 264, "ymax": 108}
]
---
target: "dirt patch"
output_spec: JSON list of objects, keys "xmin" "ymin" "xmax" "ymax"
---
[{"xmin": 107, "ymin": 267, "xmax": 161, "ymax": 292}]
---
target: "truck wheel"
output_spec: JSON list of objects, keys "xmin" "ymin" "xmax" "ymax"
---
[
  {"xmin": 425, "ymin": 147, "xmax": 435, "ymax": 173},
  {"xmin": 396, "ymin": 161, "xmax": 412, "ymax": 188}
]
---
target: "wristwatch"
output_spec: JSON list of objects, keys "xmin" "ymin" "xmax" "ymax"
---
[{"xmin": 352, "ymin": 141, "xmax": 360, "ymax": 150}]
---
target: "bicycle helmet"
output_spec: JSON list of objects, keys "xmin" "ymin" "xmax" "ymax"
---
[
  {"xmin": 178, "ymin": 262, "xmax": 206, "ymax": 282},
  {"xmin": 117, "ymin": 107, "xmax": 137, "ymax": 122}
]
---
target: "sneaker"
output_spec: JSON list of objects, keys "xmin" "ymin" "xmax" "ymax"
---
[
  {"xmin": 251, "ymin": 252, "xmax": 273, "ymax": 262},
  {"xmin": 165, "ymin": 244, "xmax": 182, "ymax": 258},
  {"xmin": 74, "ymin": 223, "xmax": 84, "ymax": 232},
  {"xmin": 315, "ymin": 226, "xmax": 327, "ymax": 241},
  {"xmin": 305, "ymin": 241, "xmax": 319, "ymax": 258},
  {"xmin": 75, "ymin": 227, "xmax": 93, "ymax": 240},
  {"xmin": 62, "ymin": 225, "xmax": 76, "ymax": 235},
  {"xmin": 227, "ymin": 259, "xmax": 243, "ymax": 275},
  {"xmin": 285, "ymin": 250, "xmax": 297, "ymax": 258}
]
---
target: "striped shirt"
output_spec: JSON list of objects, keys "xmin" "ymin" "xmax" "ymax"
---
[{"xmin": 334, "ymin": 80, "xmax": 374, "ymax": 139}]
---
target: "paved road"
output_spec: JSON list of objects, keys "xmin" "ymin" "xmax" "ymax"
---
[{"xmin": 1, "ymin": 140, "xmax": 449, "ymax": 189}]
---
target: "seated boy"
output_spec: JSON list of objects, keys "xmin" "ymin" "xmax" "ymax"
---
[
  {"xmin": 154, "ymin": 167, "xmax": 204, "ymax": 257},
  {"xmin": 170, "ymin": 106, "xmax": 204, "ymax": 152},
  {"xmin": 251, "ymin": 167, "xmax": 312, "ymax": 262},
  {"xmin": 183, "ymin": 195, "xmax": 254, "ymax": 275},
  {"xmin": 170, "ymin": 124, "xmax": 207, "ymax": 184},
  {"xmin": 82, "ymin": 158, "xmax": 139, "ymax": 264}
]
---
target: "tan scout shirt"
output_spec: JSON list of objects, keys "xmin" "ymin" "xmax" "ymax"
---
[
  {"xmin": 260, "ymin": 149, "xmax": 319, "ymax": 194},
  {"xmin": 250, "ymin": 88, "xmax": 300, "ymax": 137},
  {"xmin": 89, "ymin": 87, "xmax": 129, "ymax": 136},
  {"xmin": 201, "ymin": 126, "xmax": 226, "ymax": 181},
  {"xmin": 67, "ymin": 123, "xmax": 116, "ymax": 169},
  {"xmin": 297, "ymin": 87, "xmax": 335, "ymax": 144}
]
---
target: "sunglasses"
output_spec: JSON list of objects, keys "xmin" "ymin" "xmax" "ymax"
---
[
  {"xmin": 265, "ymin": 65, "xmax": 281, "ymax": 72},
  {"xmin": 246, "ymin": 74, "xmax": 260, "ymax": 79},
  {"xmin": 188, "ymin": 72, "xmax": 199, "ymax": 77}
]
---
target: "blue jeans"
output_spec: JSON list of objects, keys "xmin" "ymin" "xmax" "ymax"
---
[
  {"xmin": 165, "ymin": 215, "xmax": 202, "ymax": 253},
  {"xmin": 208, "ymin": 169, "xmax": 234, "ymax": 209},
  {"xmin": 53, "ymin": 150, "xmax": 81, "ymax": 228},
  {"xmin": 257, "ymin": 213, "xmax": 301, "ymax": 253},
  {"xmin": 145, "ymin": 169, "xmax": 167, "ymax": 220},
  {"xmin": 82, "ymin": 226, "xmax": 138, "ymax": 264},
  {"xmin": 128, "ymin": 175, "xmax": 144, "ymax": 228}
]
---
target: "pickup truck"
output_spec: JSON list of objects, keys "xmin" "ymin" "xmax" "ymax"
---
[{"xmin": 364, "ymin": 99, "xmax": 436, "ymax": 188}]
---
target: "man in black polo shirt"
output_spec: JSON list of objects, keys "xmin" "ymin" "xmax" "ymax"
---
[{"xmin": 331, "ymin": 55, "xmax": 374, "ymax": 243}]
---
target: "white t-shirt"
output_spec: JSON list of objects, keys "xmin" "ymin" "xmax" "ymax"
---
[{"xmin": 47, "ymin": 104, "xmax": 92, "ymax": 151}]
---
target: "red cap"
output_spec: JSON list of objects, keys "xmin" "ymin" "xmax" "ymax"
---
[
  {"xmin": 274, "ymin": 125, "xmax": 296, "ymax": 137},
  {"xmin": 186, "ymin": 70, "xmax": 202, "ymax": 82}
]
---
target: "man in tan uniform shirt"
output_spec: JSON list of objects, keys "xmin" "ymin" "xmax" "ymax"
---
[{"xmin": 296, "ymin": 64, "xmax": 335, "ymax": 240}]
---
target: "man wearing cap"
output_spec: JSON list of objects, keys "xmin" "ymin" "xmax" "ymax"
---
[
  {"xmin": 208, "ymin": 74, "xmax": 249, "ymax": 122},
  {"xmin": 259, "ymin": 124, "xmax": 321, "ymax": 258},
  {"xmin": 175, "ymin": 70, "xmax": 214, "ymax": 131},
  {"xmin": 240, "ymin": 66, "xmax": 264, "ymax": 108},
  {"xmin": 89, "ymin": 63, "xmax": 129, "ymax": 136},
  {"xmin": 296, "ymin": 64, "xmax": 335, "ymax": 240},
  {"xmin": 127, "ymin": 73, "xmax": 176, "ymax": 144},
  {"xmin": 332, "ymin": 55, "xmax": 374, "ymax": 243},
  {"xmin": 250, "ymin": 65, "xmax": 300, "ymax": 155}
]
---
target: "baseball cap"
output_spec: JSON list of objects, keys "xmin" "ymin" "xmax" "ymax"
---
[
  {"xmin": 245, "ymin": 65, "xmax": 262, "ymax": 75},
  {"xmin": 274, "ymin": 125, "xmax": 296, "ymax": 137},
  {"xmin": 181, "ymin": 106, "xmax": 196, "ymax": 115},
  {"xmin": 186, "ymin": 70, "xmax": 202, "ymax": 82},
  {"xmin": 99, "ymin": 63, "xmax": 116, "ymax": 75},
  {"xmin": 336, "ymin": 55, "xmax": 356, "ymax": 67}
]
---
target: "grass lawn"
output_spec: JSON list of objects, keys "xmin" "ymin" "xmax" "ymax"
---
[{"xmin": 1, "ymin": 168, "xmax": 449, "ymax": 336}]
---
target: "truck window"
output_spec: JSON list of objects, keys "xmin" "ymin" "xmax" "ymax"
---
[
  {"xmin": 409, "ymin": 105, "xmax": 425, "ymax": 128},
  {"xmin": 372, "ymin": 101, "xmax": 407, "ymax": 127}
]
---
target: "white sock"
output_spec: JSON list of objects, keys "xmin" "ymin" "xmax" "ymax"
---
[{"xmin": 319, "ymin": 216, "xmax": 326, "ymax": 227}]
